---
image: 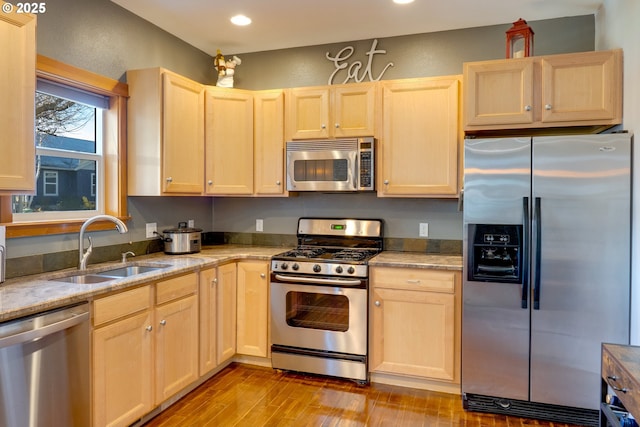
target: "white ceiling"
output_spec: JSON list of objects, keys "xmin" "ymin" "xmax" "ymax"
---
[{"xmin": 110, "ymin": 0, "xmax": 603, "ymax": 56}]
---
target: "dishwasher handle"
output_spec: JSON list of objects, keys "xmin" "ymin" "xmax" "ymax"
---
[{"xmin": 0, "ymin": 305, "xmax": 89, "ymax": 349}]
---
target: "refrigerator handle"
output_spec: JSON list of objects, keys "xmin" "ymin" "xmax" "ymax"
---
[
  {"xmin": 533, "ymin": 197, "xmax": 542, "ymax": 310},
  {"xmin": 521, "ymin": 197, "xmax": 529, "ymax": 309}
]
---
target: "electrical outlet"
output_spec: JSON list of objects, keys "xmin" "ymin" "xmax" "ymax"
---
[
  {"xmin": 256, "ymin": 219, "xmax": 264, "ymax": 232},
  {"xmin": 187, "ymin": 219, "xmax": 195, "ymax": 228},
  {"xmin": 146, "ymin": 223, "xmax": 157, "ymax": 239},
  {"xmin": 419, "ymin": 223, "xmax": 429, "ymax": 237}
]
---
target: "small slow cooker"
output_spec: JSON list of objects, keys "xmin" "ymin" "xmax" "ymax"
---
[{"xmin": 158, "ymin": 222, "xmax": 202, "ymax": 254}]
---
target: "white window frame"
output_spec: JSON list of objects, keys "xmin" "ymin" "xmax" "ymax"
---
[
  {"xmin": 13, "ymin": 82, "xmax": 106, "ymax": 222},
  {"xmin": 42, "ymin": 170, "xmax": 59, "ymax": 196}
]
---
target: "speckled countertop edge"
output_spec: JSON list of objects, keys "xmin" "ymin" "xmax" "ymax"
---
[{"xmin": 0, "ymin": 245, "xmax": 461, "ymax": 322}]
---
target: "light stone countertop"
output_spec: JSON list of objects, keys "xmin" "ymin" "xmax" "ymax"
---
[{"xmin": 0, "ymin": 245, "xmax": 461, "ymax": 323}]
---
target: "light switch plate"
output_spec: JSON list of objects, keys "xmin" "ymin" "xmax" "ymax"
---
[
  {"xmin": 419, "ymin": 223, "xmax": 429, "ymax": 237},
  {"xmin": 256, "ymin": 219, "xmax": 264, "ymax": 232},
  {"xmin": 187, "ymin": 219, "xmax": 195, "ymax": 228}
]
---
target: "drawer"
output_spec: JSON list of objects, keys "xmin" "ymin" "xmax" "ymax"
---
[
  {"xmin": 156, "ymin": 272, "xmax": 198, "ymax": 305},
  {"xmin": 602, "ymin": 347, "xmax": 640, "ymax": 417},
  {"xmin": 371, "ymin": 267, "xmax": 458, "ymax": 293},
  {"xmin": 93, "ymin": 285, "xmax": 152, "ymax": 326}
]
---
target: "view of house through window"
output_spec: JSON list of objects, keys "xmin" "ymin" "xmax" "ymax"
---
[{"xmin": 12, "ymin": 79, "xmax": 106, "ymax": 220}]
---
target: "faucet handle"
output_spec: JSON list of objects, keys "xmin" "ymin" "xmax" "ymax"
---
[{"xmin": 121, "ymin": 251, "xmax": 136, "ymax": 263}]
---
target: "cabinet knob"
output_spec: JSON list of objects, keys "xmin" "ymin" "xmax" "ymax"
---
[
  {"xmin": 375, "ymin": 300, "xmax": 381, "ymax": 307},
  {"xmin": 383, "ymin": 180, "xmax": 389, "ymax": 185},
  {"xmin": 321, "ymin": 124, "xmax": 326, "ymax": 129},
  {"xmin": 166, "ymin": 177, "xmax": 173, "ymax": 183},
  {"xmin": 213, "ymin": 278, "xmax": 218, "ymax": 283},
  {"xmin": 260, "ymin": 273, "xmax": 266, "ymax": 279},
  {"xmin": 208, "ymin": 180, "xmax": 213, "ymax": 185},
  {"xmin": 545, "ymin": 104, "xmax": 552, "ymax": 110},
  {"xmin": 146, "ymin": 325, "xmax": 153, "ymax": 332},
  {"xmin": 276, "ymin": 180, "xmax": 281, "ymax": 185},
  {"xmin": 160, "ymin": 319, "xmax": 167, "ymax": 326},
  {"xmin": 524, "ymin": 105, "xmax": 532, "ymax": 112},
  {"xmin": 335, "ymin": 123, "xmax": 340, "ymax": 128}
]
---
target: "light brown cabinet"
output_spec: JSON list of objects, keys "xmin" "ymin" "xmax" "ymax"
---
[
  {"xmin": 216, "ymin": 263, "xmax": 238, "ymax": 365},
  {"xmin": 286, "ymin": 82, "xmax": 377, "ymax": 140},
  {"xmin": 463, "ymin": 49, "xmax": 622, "ymax": 131},
  {"xmin": 198, "ymin": 267, "xmax": 218, "ymax": 376},
  {"xmin": 254, "ymin": 90, "xmax": 286, "ymax": 195},
  {"xmin": 236, "ymin": 261, "xmax": 270, "ymax": 357},
  {"xmin": 0, "ymin": 6, "xmax": 35, "ymax": 193},
  {"xmin": 370, "ymin": 267, "xmax": 461, "ymax": 384},
  {"xmin": 378, "ymin": 76, "xmax": 461, "ymax": 197},
  {"xmin": 127, "ymin": 68, "xmax": 204, "ymax": 195},
  {"xmin": 92, "ymin": 273, "xmax": 198, "ymax": 427},
  {"xmin": 205, "ymin": 87, "xmax": 254, "ymax": 195}
]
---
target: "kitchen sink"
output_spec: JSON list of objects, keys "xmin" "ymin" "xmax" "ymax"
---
[
  {"xmin": 49, "ymin": 263, "xmax": 171, "ymax": 284},
  {"xmin": 51, "ymin": 274, "xmax": 116, "ymax": 284},
  {"xmin": 98, "ymin": 264, "xmax": 171, "ymax": 278}
]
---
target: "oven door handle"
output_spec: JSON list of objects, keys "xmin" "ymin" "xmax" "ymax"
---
[{"xmin": 274, "ymin": 274, "xmax": 363, "ymax": 287}]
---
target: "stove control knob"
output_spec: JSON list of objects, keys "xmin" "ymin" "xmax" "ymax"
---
[
  {"xmin": 347, "ymin": 266, "xmax": 355, "ymax": 274},
  {"xmin": 335, "ymin": 266, "xmax": 343, "ymax": 274},
  {"xmin": 280, "ymin": 263, "xmax": 288, "ymax": 270},
  {"xmin": 292, "ymin": 263, "xmax": 299, "ymax": 271},
  {"xmin": 313, "ymin": 264, "xmax": 322, "ymax": 273}
]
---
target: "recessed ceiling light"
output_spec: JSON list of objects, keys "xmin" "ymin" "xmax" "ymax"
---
[
  {"xmin": 393, "ymin": 0, "xmax": 414, "ymax": 4},
  {"xmin": 230, "ymin": 15, "xmax": 252, "ymax": 26}
]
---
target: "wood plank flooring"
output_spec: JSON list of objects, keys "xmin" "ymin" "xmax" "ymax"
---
[{"xmin": 142, "ymin": 363, "xmax": 589, "ymax": 427}]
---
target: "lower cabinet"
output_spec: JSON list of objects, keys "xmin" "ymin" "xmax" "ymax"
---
[
  {"xmin": 92, "ymin": 273, "xmax": 199, "ymax": 427},
  {"xmin": 216, "ymin": 262, "xmax": 238, "ymax": 365},
  {"xmin": 236, "ymin": 260, "xmax": 269, "ymax": 357},
  {"xmin": 369, "ymin": 267, "xmax": 461, "ymax": 384}
]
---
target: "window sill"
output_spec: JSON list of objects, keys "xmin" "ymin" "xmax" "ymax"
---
[{"xmin": 3, "ymin": 216, "xmax": 131, "ymax": 238}]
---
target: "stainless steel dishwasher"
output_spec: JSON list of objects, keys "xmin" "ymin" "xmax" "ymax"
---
[{"xmin": 0, "ymin": 302, "xmax": 90, "ymax": 427}]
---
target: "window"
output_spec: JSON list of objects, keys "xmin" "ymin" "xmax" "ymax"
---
[
  {"xmin": 43, "ymin": 171, "xmax": 59, "ymax": 196},
  {"xmin": 12, "ymin": 79, "xmax": 107, "ymax": 220},
  {"xmin": 0, "ymin": 55, "xmax": 129, "ymax": 237}
]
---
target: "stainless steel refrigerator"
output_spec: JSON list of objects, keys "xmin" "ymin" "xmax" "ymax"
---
[{"xmin": 461, "ymin": 133, "xmax": 632, "ymax": 426}]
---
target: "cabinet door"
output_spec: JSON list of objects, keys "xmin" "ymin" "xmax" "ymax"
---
[
  {"xmin": 93, "ymin": 311, "xmax": 153, "ymax": 427},
  {"xmin": 236, "ymin": 261, "xmax": 269, "ymax": 357},
  {"xmin": 155, "ymin": 294, "xmax": 199, "ymax": 404},
  {"xmin": 0, "ymin": 8, "xmax": 35, "ymax": 192},
  {"xmin": 370, "ymin": 287, "xmax": 456, "ymax": 381},
  {"xmin": 254, "ymin": 90, "xmax": 286, "ymax": 195},
  {"xmin": 380, "ymin": 77, "xmax": 460, "ymax": 196},
  {"xmin": 199, "ymin": 268, "xmax": 217, "ymax": 376},
  {"xmin": 162, "ymin": 72, "xmax": 204, "ymax": 194},
  {"xmin": 205, "ymin": 88, "xmax": 254, "ymax": 194},
  {"xmin": 217, "ymin": 263, "xmax": 237, "ymax": 364},
  {"xmin": 541, "ymin": 50, "xmax": 621, "ymax": 124},
  {"xmin": 286, "ymin": 87, "xmax": 330, "ymax": 139},
  {"xmin": 332, "ymin": 82, "xmax": 377, "ymax": 137},
  {"xmin": 463, "ymin": 59, "xmax": 534, "ymax": 127}
]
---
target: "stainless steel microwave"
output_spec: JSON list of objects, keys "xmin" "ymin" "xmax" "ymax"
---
[{"xmin": 286, "ymin": 137, "xmax": 375, "ymax": 192}]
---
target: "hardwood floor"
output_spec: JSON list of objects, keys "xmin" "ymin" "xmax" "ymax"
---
[{"xmin": 143, "ymin": 363, "xmax": 589, "ymax": 427}]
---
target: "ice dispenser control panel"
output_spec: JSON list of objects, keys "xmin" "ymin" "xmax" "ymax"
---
[{"xmin": 468, "ymin": 224, "xmax": 523, "ymax": 284}]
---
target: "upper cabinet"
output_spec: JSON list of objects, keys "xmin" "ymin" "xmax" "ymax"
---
[
  {"xmin": 127, "ymin": 68, "xmax": 204, "ymax": 196},
  {"xmin": 463, "ymin": 49, "xmax": 622, "ymax": 132},
  {"xmin": 0, "ymin": 7, "xmax": 36, "ymax": 193},
  {"xmin": 254, "ymin": 90, "xmax": 286, "ymax": 196},
  {"xmin": 205, "ymin": 87, "xmax": 254, "ymax": 195},
  {"xmin": 285, "ymin": 82, "xmax": 377, "ymax": 140},
  {"xmin": 378, "ymin": 76, "xmax": 461, "ymax": 198}
]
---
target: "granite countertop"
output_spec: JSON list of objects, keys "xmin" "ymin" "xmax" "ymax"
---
[{"xmin": 0, "ymin": 245, "xmax": 460, "ymax": 323}]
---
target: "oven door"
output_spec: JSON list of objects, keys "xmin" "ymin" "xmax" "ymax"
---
[
  {"xmin": 270, "ymin": 275, "xmax": 368, "ymax": 356},
  {"xmin": 286, "ymin": 144, "xmax": 357, "ymax": 192}
]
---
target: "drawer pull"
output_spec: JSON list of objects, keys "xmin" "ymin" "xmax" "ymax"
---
[
  {"xmin": 406, "ymin": 279, "xmax": 421, "ymax": 284},
  {"xmin": 607, "ymin": 375, "xmax": 628, "ymax": 393}
]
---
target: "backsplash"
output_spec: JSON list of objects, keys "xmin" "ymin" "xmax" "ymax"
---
[{"xmin": 4, "ymin": 233, "xmax": 461, "ymax": 279}]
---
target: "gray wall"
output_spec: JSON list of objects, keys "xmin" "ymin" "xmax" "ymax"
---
[{"xmin": 7, "ymin": 0, "xmax": 595, "ymax": 258}]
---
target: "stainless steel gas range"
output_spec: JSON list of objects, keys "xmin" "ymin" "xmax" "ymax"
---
[{"xmin": 270, "ymin": 217, "xmax": 383, "ymax": 383}]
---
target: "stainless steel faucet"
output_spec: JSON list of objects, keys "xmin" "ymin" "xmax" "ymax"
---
[{"xmin": 78, "ymin": 215, "xmax": 128, "ymax": 270}]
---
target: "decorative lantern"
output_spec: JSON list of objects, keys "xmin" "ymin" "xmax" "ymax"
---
[{"xmin": 506, "ymin": 18, "xmax": 534, "ymax": 59}]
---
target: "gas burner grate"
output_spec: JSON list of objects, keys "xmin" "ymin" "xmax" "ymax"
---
[
  {"xmin": 331, "ymin": 250, "xmax": 375, "ymax": 261},
  {"xmin": 285, "ymin": 248, "xmax": 326, "ymax": 258}
]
